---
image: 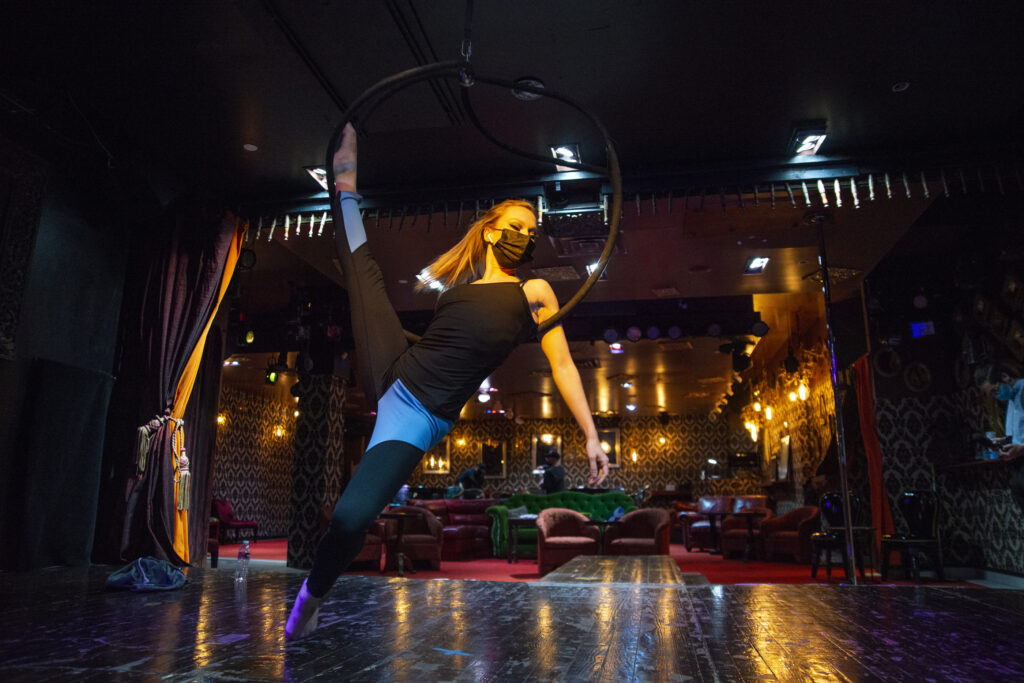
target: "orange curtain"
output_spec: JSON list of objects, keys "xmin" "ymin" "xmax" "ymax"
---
[
  {"xmin": 170, "ymin": 218, "xmax": 246, "ymax": 562},
  {"xmin": 854, "ymin": 354, "xmax": 894, "ymax": 549}
]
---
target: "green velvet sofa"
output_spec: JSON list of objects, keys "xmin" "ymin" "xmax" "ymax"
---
[{"xmin": 486, "ymin": 491, "xmax": 637, "ymax": 558}]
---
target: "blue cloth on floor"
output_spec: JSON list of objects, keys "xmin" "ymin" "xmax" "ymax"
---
[{"xmin": 106, "ymin": 556, "xmax": 187, "ymax": 591}]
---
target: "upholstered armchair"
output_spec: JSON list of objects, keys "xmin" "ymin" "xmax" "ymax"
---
[
  {"xmin": 383, "ymin": 505, "xmax": 444, "ymax": 571},
  {"xmin": 760, "ymin": 505, "xmax": 820, "ymax": 563},
  {"xmin": 211, "ymin": 499, "xmax": 258, "ymax": 544},
  {"xmin": 603, "ymin": 508, "xmax": 671, "ymax": 555},
  {"xmin": 351, "ymin": 518, "xmax": 387, "ymax": 570},
  {"xmin": 720, "ymin": 506, "xmax": 774, "ymax": 559},
  {"xmin": 536, "ymin": 508, "xmax": 600, "ymax": 574}
]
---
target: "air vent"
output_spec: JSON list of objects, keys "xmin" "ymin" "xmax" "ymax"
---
[
  {"xmin": 530, "ymin": 265, "xmax": 581, "ymax": 281},
  {"xmin": 551, "ymin": 236, "xmax": 624, "ymax": 259}
]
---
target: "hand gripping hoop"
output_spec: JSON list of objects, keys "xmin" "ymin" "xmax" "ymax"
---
[{"xmin": 326, "ymin": 60, "xmax": 622, "ymax": 336}]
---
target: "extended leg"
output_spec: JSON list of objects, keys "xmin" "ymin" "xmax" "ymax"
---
[
  {"xmin": 308, "ymin": 439, "xmax": 425, "ymax": 595},
  {"xmin": 285, "ymin": 439, "xmax": 425, "ymax": 640},
  {"xmin": 335, "ymin": 195, "xmax": 410, "ymax": 403}
]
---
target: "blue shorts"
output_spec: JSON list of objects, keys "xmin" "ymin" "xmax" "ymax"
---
[{"xmin": 366, "ymin": 379, "xmax": 453, "ymax": 452}]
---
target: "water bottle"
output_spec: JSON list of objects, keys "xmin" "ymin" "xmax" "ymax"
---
[{"xmin": 235, "ymin": 540, "xmax": 250, "ymax": 581}]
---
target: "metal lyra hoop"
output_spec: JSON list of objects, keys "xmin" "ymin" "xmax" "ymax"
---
[{"xmin": 326, "ymin": 60, "xmax": 622, "ymax": 335}]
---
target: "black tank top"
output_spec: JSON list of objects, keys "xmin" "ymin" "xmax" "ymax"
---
[{"xmin": 389, "ymin": 281, "xmax": 538, "ymax": 421}]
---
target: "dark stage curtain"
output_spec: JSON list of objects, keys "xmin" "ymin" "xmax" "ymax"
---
[
  {"xmin": 6, "ymin": 359, "xmax": 114, "ymax": 570},
  {"xmin": 183, "ymin": 325, "xmax": 223, "ymax": 564},
  {"xmin": 96, "ymin": 197, "xmax": 243, "ymax": 566}
]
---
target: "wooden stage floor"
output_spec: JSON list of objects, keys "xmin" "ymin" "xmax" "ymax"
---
[{"xmin": 2, "ymin": 562, "xmax": 1023, "ymax": 681}]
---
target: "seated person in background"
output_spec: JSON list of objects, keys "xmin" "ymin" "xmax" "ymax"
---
[
  {"xmin": 975, "ymin": 362, "xmax": 1024, "ymax": 457},
  {"xmin": 540, "ymin": 452, "xmax": 567, "ymax": 494},
  {"xmin": 456, "ymin": 462, "xmax": 487, "ymax": 491}
]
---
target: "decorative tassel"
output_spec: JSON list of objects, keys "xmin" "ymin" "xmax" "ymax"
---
[
  {"xmin": 134, "ymin": 416, "xmax": 165, "ymax": 478},
  {"xmin": 177, "ymin": 450, "xmax": 191, "ymax": 511}
]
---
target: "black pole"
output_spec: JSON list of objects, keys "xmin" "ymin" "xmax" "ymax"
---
[{"xmin": 814, "ymin": 213, "xmax": 858, "ymax": 584}]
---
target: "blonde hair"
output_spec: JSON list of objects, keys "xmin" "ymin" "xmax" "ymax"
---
[{"xmin": 416, "ymin": 199, "xmax": 536, "ymax": 292}]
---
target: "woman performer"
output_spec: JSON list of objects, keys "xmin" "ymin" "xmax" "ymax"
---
[{"xmin": 286, "ymin": 124, "xmax": 609, "ymax": 640}]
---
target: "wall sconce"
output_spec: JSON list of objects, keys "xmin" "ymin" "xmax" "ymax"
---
[
  {"xmin": 798, "ymin": 382, "xmax": 809, "ymax": 401},
  {"xmin": 541, "ymin": 433, "xmax": 555, "ymax": 445},
  {"xmin": 765, "ymin": 406, "xmax": 773, "ymax": 421},
  {"xmin": 789, "ymin": 391, "xmax": 797, "ymax": 402},
  {"xmin": 293, "ymin": 410, "xmax": 300, "ymax": 418},
  {"xmin": 658, "ymin": 436, "xmax": 667, "ymax": 445},
  {"xmin": 744, "ymin": 421, "xmax": 758, "ymax": 442},
  {"xmin": 217, "ymin": 414, "xmax": 226, "ymax": 425},
  {"xmin": 631, "ymin": 450, "xmax": 638, "ymax": 463},
  {"xmin": 457, "ymin": 438, "xmax": 466, "ymax": 447},
  {"xmin": 753, "ymin": 402, "xmax": 761, "ymax": 412},
  {"xmin": 274, "ymin": 425, "xmax": 284, "ymax": 438}
]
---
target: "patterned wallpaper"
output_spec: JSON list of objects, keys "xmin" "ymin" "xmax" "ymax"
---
[
  {"xmin": 874, "ymin": 389, "xmax": 1024, "ymax": 575},
  {"xmin": 213, "ymin": 386, "xmax": 298, "ymax": 539},
  {"xmin": 405, "ymin": 414, "xmax": 766, "ymax": 498},
  {"xmin": 287, "ymin": 375, "xmax": 345, "ymax": 568}
]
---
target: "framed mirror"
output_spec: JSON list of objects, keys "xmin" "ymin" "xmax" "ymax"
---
[
  {"xmin": 421, "ymin": 437, "xmax": 450, "ymax": 474},
  {"xmin": 479, "ymin": 439, "xmax": 507, "ymax": 478},
  {"xmin": 598, "ymin": 428, "xmax": 620, "ymax": 469},
  {"xmin": 531, "ymin": 433, "xmax": 562, "ymax": 470}
]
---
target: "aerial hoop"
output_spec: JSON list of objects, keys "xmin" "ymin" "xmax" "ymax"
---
[{"xmin": 326, "ymin": 60, "xmax": 622, "ymax": 336}]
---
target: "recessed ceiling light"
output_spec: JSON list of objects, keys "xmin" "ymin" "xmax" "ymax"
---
[
  {"xmin": 789, "ymin": 120, "xmax": 827, "ymax": 157},
  {"xmin": 625, "ymin": 403, "xmax": 637, "ymax": 412},
  {"xmin": 305, "ymin": 166, "xmax": 328, "ymax": 190},
  {"xmin": 744, "ymin": 256, "xmax": 770, "ymax": 274},
  {"xmin": 243, "ymin": 143, "xmax": 259, "ymax": 152},
  {"xmin": 550, "ymin": 143, "xmax": 581, "ymax": 172}
]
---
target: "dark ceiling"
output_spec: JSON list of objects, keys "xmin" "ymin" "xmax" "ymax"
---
[{"xmin": 5, "ymin": 1, "xmax": 1024, "ymax": 419}]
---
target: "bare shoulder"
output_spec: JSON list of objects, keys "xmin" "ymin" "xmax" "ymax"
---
[{"xmin": 522, "ymin": 278, "xmax": 558, "ymax": 307}]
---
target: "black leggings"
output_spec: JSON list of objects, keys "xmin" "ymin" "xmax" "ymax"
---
[{"xmin": 305, "ymin": 198, "xmax": 425, "ymax": 597}]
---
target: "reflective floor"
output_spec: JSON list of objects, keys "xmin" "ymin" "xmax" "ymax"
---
[{"xmin": 2, "ymin": 563, "xmax": 1023, "ymax": 681}]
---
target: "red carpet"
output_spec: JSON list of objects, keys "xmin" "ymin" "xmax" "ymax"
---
[{"xmin": 219, "ymin": 539, "xmax": 972, "ymax": 586}]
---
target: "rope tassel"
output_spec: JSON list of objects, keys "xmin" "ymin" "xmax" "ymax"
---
[
  {"xmin": 134, "ymin": 416, "xmax": 166, "ymax": 478},
  {"xmin": 177, "ymin": 450, "xmax": 191, "ymax": 511}
]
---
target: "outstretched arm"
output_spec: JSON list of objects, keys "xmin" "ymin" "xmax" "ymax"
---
[{"xmin": 532, "ymin": 279, "xmax": 609, "ymax": 485}]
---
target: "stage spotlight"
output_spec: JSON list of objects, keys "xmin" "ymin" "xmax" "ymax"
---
[
  {"xmin": 603, "ymin": 328, "xmax": 619, "ymax": 344},
  {"xmin": 667, "ymin": 325, "xmax": 682, "ymax": 339},
  {"xmin": 646, "ymin": 326, "xmax": 660, "ymax": 339},
  {"xmin": 265, "ymin": 367, "xmax": 278, "ymax": 384},
  {"xmin": 626, "ymin": 326, "xmax": 642, "ymax": 342}
]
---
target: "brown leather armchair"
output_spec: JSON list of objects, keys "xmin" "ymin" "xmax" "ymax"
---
[
  {"xmin": 760, "ymin": 505, "xmax": 820, "ymax": 563},
  {"xmin": 352, "ymin": 519, "xmax": 387, "ymax": 570},
  {"xmin": 536, "ymin": 508, "xmax": 600, "ymax": 574},
  {"xmin": 383, "ymin": 505, "xmax": 444, "ymax": 571},
  {"xmin": 603, "ymin": 508, "xmax": 671, "ymax": 555},
  {"xmin": 720, "ymin": 506, "xmax": 773, "ymax": 559}
]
